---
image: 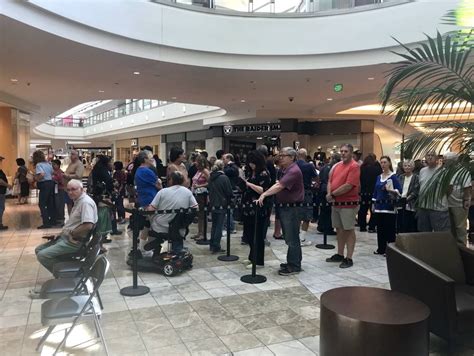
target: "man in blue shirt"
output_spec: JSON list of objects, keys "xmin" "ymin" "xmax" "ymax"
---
[{"xmin": 296, "ymin": 148, "xmax": 318, "ymax": 246}]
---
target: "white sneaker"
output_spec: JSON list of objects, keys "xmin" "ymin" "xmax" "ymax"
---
[
  {"xmin": 242, "ymin": 259, "xmax": 251, "ymax": 265},
  {"xmin": 300, "ymin": 239, "xmax": 312, "ymax": 247},
  {"xmin": 231, "ymin": 230, "xmax": 237, "ymax": 234},
  {"xmin": 246, "ymin": 263, "xmax": 264, "ymax": 269}
]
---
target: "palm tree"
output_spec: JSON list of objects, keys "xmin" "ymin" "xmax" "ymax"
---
[{"xmin": 379, "ymin": 5, "xmax": 474, "ymax": 207}]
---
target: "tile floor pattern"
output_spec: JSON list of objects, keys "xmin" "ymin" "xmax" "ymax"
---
[{"xmin": 0, "ymin": 201, "xmax": 473, "ymax": 355}]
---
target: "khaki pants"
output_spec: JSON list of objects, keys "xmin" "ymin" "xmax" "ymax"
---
[{"xmin": 449, "ymin": 207, "xmax": 468, "ymax": 244}]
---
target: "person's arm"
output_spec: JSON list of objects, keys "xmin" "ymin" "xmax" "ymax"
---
[
  {"xmin": 246, "ymin": 181, "xmax": 263, "ymax": 195},
  {"xmin": 0, "ymin": 179, "xmax": 10, "ymax": 188},
  {"xmin": 195, "ymin": 170, "xmax": 210, "ymax": 188},
  {"xmin": 35, "ymin": 164, "xmax": 45, "ymax": 181},
  {"xmin": 70, "ymin": 222, "xmax": 94, "ymax": 242},
  {"xmin": 256, "ymin": 181, "xmax": 285, "ymax": 206}
]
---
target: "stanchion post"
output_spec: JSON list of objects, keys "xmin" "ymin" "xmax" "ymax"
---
[
  {"xmin": 316, "ymin": 199, "xmax": 335, "ymax": 250},
  {"xmin": 241, "ymin": 204, "xmax": 266, "ymax": 284},
  {"xmin": 120, "ymin": 208, "xmax": 150, "ymax": 296},
  {"xmin": 196, "ymin": 202, "xmax": 210, "ymax": 245},
  {"xmin": 218, "ymin": 206, "xmax": 239, "ymax": 262}
]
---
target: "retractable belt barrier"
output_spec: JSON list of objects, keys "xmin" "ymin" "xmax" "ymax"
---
[{"xmin": 100, "ymin": 193, "xmax": 399, "ymax": 293}]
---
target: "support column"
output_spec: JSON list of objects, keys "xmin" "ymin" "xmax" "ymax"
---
[{"xmin": 0, "ymin": 107, "xmax": 16, "ymax": 177}]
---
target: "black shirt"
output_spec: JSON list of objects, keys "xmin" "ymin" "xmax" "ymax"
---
[
  {"xmin": 242, "ymin": 170, "xmax": 271, "ymax": 217},
  {"xmin": 0, "ymin": 170, "xmax": 7, "ymax": 195}
]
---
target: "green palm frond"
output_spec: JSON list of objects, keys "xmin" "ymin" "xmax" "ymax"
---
[
  {"xmin": 417, "ymin": 160, "xmax": 472, "ymax": 209},
  {"xmin": 380, "ymin": 32, "xmax": 474, "ymax": 127}
]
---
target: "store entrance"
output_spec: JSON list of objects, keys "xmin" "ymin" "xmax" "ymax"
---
[{"xmin": 225, "ymin": 136, "xmax": 280, "ymax": 162}]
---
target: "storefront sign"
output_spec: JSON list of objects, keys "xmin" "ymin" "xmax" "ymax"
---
[
  {"xmin": 131, "ymin": 138, "xmax": 139, "ymax": 147},
  {"xmin": 223, "ymin": 123, "xmax": 281, "ymax": 136}
]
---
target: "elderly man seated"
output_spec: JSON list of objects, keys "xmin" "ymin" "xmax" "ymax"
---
[
  {"xmin": 146, "ymin": 171, "xmax": 198, "ymax": 253},
  {"xmin": 35, "ymin": 179, "xmax": 98, "ymax": 273}
]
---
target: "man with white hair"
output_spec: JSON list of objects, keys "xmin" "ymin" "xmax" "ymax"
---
[
  {"xmin": 444, "ymin": 152, "xmax": 471, "ymax": 243},
  {"xmin": 63, "ymin": 150, "xmax": 85, "ymax": 214},
  {"xmin": 417, "ymin": 152, "xmax": 450, "ymax": 232},
  {"xmin": 35, "ymin": 179, "xmax": 98, "ymax": 273}
]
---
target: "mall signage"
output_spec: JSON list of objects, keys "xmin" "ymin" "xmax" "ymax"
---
[
  {"xmin": 223, "ymin": 123, "xmax": 281, "ymax": 136},
  {"xmin": 131, "ymin": 138, "xmax": 139, "ymax": 147}
]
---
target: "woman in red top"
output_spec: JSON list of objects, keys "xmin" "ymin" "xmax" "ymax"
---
[{"xmin": 52, "ymin": 159, "xmax": 66, "ymax": 224}]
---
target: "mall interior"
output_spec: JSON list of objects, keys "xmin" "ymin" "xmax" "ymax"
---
[{"xmin": 0, "ymin": 0, "xmax": 473, "ymax": 355}]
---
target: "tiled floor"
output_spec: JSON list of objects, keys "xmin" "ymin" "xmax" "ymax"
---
[{"xmin": 0, "ymin": 200, "xmax": 472, "ymax": 355}]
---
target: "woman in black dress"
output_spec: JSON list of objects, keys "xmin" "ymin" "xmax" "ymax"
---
[
  {"xmin": 15, "ymin": 158, "xmax": 29, "ymax": 204},
  {"xmin": 241, "ymin": 150, "xmax": 271, "ymax": 269}
]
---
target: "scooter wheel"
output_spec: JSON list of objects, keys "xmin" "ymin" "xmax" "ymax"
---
[{"xmin": 163, "ymin": 263, "xmax": 175, "ymax": 276}]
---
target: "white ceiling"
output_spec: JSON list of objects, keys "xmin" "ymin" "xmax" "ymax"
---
[{"xmin": 1, "ymin": 14, "xmax": 407, "ymax": 136}]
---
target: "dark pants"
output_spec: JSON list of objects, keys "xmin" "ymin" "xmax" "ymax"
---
[
  {"xmin": 38, "ymin": 180, "xmax": 56, "ymax": 226},
  {"xmin": 279, "ymin": 206, "xmax": 302, "ymax": 270},
  {"xmin": 375, "ymin": 213, "xmax": 396, "ymax": 254},
  {"xmin": 55, "ymin": 189, "xmax": 65, "ymax": 222},
  {"xmin": 210, "ymin": 211, "xmax": 225, "ymax": 252},
  {"xmin": 469, "ymin": 206, "xmax": 474, "ymax": 233},
  {"xmin": 115, "ymin": 196, "xmax": 125, "ymax": 219},
  {"xmin": 358, "ymin": 199, "xmax": 376, "ymax": 230},
  {"xmin": 397, "ymin": 209, "xmax": 417, "ymax": 233},
  {"xmin": 318, "ymin": 194, "xmax": 334, "ymax": 233},
  {"xmin": 243, "ymin": 214, "xmax": 266, "ymax": 266}
]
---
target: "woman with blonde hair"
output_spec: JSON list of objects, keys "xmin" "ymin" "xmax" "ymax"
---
[
  {"xmin": 33, "ymin": 150, "xmax": 56, "ymax": 229},
  {"xmin": 191, "ymin": 155, "xmax": 210, "ymax": 241}
]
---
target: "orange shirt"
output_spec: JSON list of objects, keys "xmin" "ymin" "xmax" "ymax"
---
[{"xmin": 329, "ymin": 160, "xmax": 360, "ymax": 206}]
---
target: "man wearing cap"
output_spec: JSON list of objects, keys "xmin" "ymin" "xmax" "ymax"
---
[
  {"xmin": 0, "ymin": 156, "xmax": 12, "ymax": 230},
  {"xmin": 63, "ymin": 150, "xmax": 84, "ymax": 214}
]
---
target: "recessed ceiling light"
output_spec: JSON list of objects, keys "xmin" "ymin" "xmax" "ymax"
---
[
  {"xmin": 133, "ymin": 71, "xmax": 140, "ymax": 75},
  {"xmin": 240, "ymin": 99, "xmax": 246, "ymax": 103},
  {"xmin": 368, "ymin": 77, "xmax": 375, "ymax": 80},
  {"xmin": 98, "ymin": 90, "xmax": 105, "ymax": 93},
  {"xmin": 171, "ymin": 96, "xmax": 177, "ymax": 100},
  {"xmin": 327, "ymin": 98, "xmax": 333, "ymax": 101},
  {"xmin": 10, "ymin": 78, "xmax": 18, "ymax": 82}
]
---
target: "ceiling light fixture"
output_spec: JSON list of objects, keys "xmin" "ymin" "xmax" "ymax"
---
[
  {"xmin": 98, "ymin": 90, "xmax": 105, "ymax": 93},
  {"xmin": 368, "ymin": 77, "xmax": 375, "ymax": 80},
  {"xmin": 327, "ymin": 98, "xmax": 333, "ymax": 101},
  {"xmin": 10, "ymin": 78, "xmax": 18, "ymax": 82},
  {"xmin": 171, "ymin": 96, "xmax": 177, "ymax": 100},
  {"xmin": 241, "ymin": 99, "xmax": 246, "ymax": 103},
  {"xmin": 133, "ymin": 71, "xmax": 140, "ymax": 75}
]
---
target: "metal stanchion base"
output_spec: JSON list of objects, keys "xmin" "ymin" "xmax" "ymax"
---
[
  {"xmin": 196, "ymin": 239, "xmax": 210, "ymax": 245},
  {"xmin": 241, "ymin": 274, "xmax": 267, "ymax": 284},
  {"xmin": 218, "ymin": 255, "xmax": 239, "ymax": 262},
  {"xmin": 316, "ymin": 243, "xmax": 335, "ymax": 250},
  {"xmin": 120, "ymin": 285, "xmax": 150, "ymax": 297}
]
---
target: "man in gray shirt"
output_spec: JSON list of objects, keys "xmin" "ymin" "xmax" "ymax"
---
[
  {"xmin": 417, "ymin": 152, "xmax": 450, "ymax": 232},
  {"xmin": 147, "ymin": 171, "xmax": 197, "ymax": 253},
  {"xmin": 35, "ymin": 179, "xmax": 97, "ymax": 273},
  {"xmin": 64, "ymin": 150, "xmax": 85, "ymax": 214}
]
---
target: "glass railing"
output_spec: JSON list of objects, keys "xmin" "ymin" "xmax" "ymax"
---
[
  {"xmin": 157, "ymin": 0, "xmax": 407, "ymax": 14},
  {"xmin": 46, "ymin": 99, "xmax": 170, "ymax": 128}
]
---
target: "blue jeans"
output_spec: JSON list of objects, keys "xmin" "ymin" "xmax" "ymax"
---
[
  {"xmin": 211, "ymin": 211, "xmax": 225, "ymax": 252},
  {"xmin": 225, "ymin": 211, "xmax": 235, "ymax": 231},
  {"xmin": 279, "ymin": 206, "xmax": 302, "ymax": 270},
  {"xmin": 35, "ymin": 235, "xmax": 82, "ymax": 272},
  {"xmin": 37, "ymin": 180, "xmax": 56, "ymax": 226},
  {"xmin": 0, "ymin": 194, "xmax": 5, "ymax": 225}
]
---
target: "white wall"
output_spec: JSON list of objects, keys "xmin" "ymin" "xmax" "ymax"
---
[{"xmin": 3, "ymin": 0, "xmax": 459, "ymax": 70}]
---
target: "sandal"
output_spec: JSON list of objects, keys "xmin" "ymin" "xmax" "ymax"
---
[
  {"xmin": 191, "ymin": 235, "xmax": 202, "ymax": 240},
  {"xmin": 373, "ymin": 251, "xmax": 384, "ymax": 255},
  {"xmin": 273, "ymin": 235, "xmax": 284, "ymax": 240}
]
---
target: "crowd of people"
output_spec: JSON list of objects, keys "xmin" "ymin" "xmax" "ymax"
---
[{"xmin": 0, "ymin": 142, "xmax": 472, "ymax": 281}]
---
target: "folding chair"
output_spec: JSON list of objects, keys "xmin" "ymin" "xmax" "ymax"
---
[
  {"xmin": 37, "ymin": 256, "xmax": 110, "ymax": 355},
  {"xmin": 39, "ymin": 243, "xmax": 101, "ymax": 299},
  {"xmin": 52, "ymin": 231, "xmax": 102, "ymax": 279}
]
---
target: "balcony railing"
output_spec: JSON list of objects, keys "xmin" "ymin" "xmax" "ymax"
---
[
  {"xmin": 46, "ymin": 99, "xmax": 169, "ymax": 128},
  {"xmin": 156, "ymin": 0, "xmax": 408, "ymax": 15}
]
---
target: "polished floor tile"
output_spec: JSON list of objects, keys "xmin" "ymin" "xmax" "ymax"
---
[{"xmin": 0, "ymin": 200, "xmax": 472, "ymax": 355}]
